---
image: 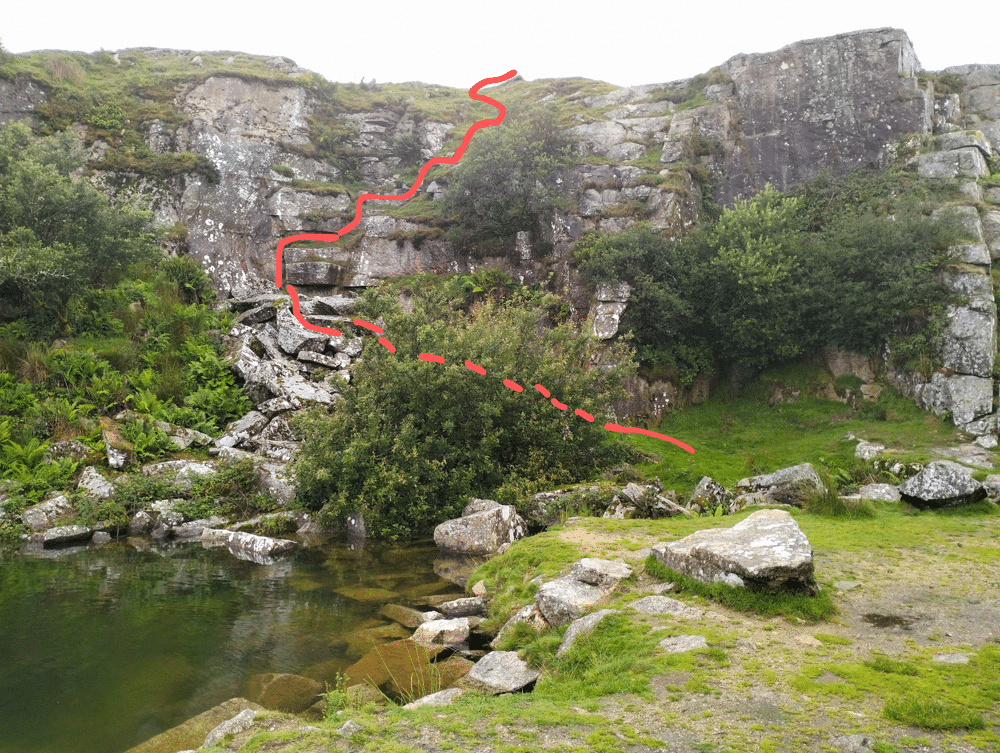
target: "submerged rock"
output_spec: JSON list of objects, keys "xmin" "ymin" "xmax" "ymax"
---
[{"xmin": 652, "ymin": 509, "xmax": 818, "ymax": 595}]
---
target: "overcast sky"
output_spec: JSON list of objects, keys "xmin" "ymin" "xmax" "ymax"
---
[{"xmin": 4, "ymin": 1, "xmax": 996, "ymax": 90}]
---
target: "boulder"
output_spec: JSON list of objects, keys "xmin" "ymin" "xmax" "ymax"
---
[
  {"xmin": 854, "ymin": 441, "xmax": 886, "ymax": 461},
  {"xmin": 76, "ymin": 466, "xmax": 116, "ymax": 499},
  {"xmin": 652, "ymin": 509, "xmax": 819, "ymax": 595},
  {"xmin": 379, "ymin": 603, "xmax": 438, "ymax": 629},
  {"xmin": 433, "ymin": 505, "xmax": 527, "ymax": 556},
  {"xmin": 201, "ymin": 529, "xmax": 299, "ymax": 564},
  {"xmin": 459, "ymin": 651, "xmax": 539, "ymax": 695},
  {"xmin": 490, "ymin": 604, "xmax": 550, "ymax": 649},
  {"xmin": 21, "ymin": 493, "xmax": 74, "ymax": 532},
  {"xmin": 898, "ymin": 461, "xmax": 987, "ymax": 509},
  {"xmin": 42, "ymin": 525, "xmax": 93, "ymax": 546},
  {"xmin": 142, "ymin": 460, "xmax": 217, "ymax": 489},
  {"xmin": 628, "ymin": 595, "xmax": 704, "ymax": 619},
  {"xmin": 200, "ymin": 708, "xmax": 256, "ymax": 749},
  {"xmin": 45, "ymin": 439, "xmax": 92, "ymax": 462},
  {"xmin": 688, "ymin": 476, "xmax": 736, "ymax": 514},
  {"xmin": 410, "ymin": 617, "xmax": 470, "ymax": 648},
  {"xmin": 569, "ymin": 558, "xmax": 632, "ymax": 589},
  {"xmin": 557, "ymin": 609, "xmax": 618, "ymax": 656},
  {"xmin": 123, "ymin": 698, "xmax": 264, "ymax": 753},
  {"xmin": 535, "ymin": 575, "xmax": 608, "ymax": 627},
  {"xmin": 462, "ymin": 498, "xmax": 501, "ymax": 516},
  {"xmin": 402, "ymin": 687, "xmax": 464, "ymax": 709},
  {"xmin": 733, "ymin": 463, "xmax": 825, "ymax": 507},
  {"xmin": 853, "ymin": 483, "xmax": 901, "ymax": 502},
  {"xmin": 344, "ymin": 639, "xmax": 444, "ymax": 701},
  {"xmin": 438, "ymin": 596, "xmax": 485, "ymax": 618},
  {"xmin": 658, "ymin": 635, "xmax": 708, "ymax": 653}
]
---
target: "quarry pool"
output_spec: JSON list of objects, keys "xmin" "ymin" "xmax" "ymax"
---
[{"xmin": 0, "ymin": 537, "xmax": 460, "ymax": 753}]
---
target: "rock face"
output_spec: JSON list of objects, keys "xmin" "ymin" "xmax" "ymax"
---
[
  {"xmin": 898, "ymin": 461, "xmax": 987, "ymax": 509},
  {"xmin": 652, "ymin": 509, "xmax": 819, "ymax": 595},
  {"xmin": 433, "ymin": 503, "xmax": 528, "ymax": 556},
  {"xmin": 717, "ymin": 28, "xmax": 928, "ymax": 201}
]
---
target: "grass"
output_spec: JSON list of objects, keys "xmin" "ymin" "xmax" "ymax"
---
[
  {"xmin": 644, "ymin": 555, "xmax": 836, "ymax": 623},
  {"xmin": 623, "ymin": 382, "xmax": 971, "ymax": 499}
]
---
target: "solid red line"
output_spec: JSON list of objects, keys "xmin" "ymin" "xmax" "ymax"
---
[
  {"xmin": 419, "ymin": 353, "xmax": 445, "ymax": 364},
  {"xmin": 551, "ymin": 398, "xmax": 567, "ymax": 411},
  {"xmin": 378, "ymin": 337, "xmax": 396, "ymax": 353},
  {"xmin": 287, "ymin": 285, "xmax": 342, "ymax": 336},
  {"xmin": 335, "ymin": 70, "xmax": 517, "ymax": 237},
  {"xmin": 574, "ymin": 409, "xmax": 594, "ymax": 422},
  {"xmin": 603, "ymin": 423, "xmax": 696, "ymax": 454},
  {"xmin": 465, "ymin": 360, "xmax": 486, "ymax": 375},
  {"xmin": 534, "ymin": 384, "xmax": 550, "ymax": 398},
  {"xmin": 503, "ymin": 379, "xmax": 523, "ymax": 392},
  {"xmin": 355, "ymin": 319, "xmax": 384, "ymax": 334},
  {"xmin": 275, "ymin": 233, "xmax": 339, "ymax": 288}
]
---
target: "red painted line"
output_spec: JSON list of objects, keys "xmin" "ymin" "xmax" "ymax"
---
[
  {"xmin": 503, "ymin": 379, "xmax": 523, "ymax": 392},
  {"xmin": 419, "ymin": 353, "xmax": 445, "ymax": 364},
  {"xmin": 534, "ymin": 384, "xmax": 550, "ymax": 398},
  {"xmin": 334, "ymin": 70, "xmax": 518, "ymax": 238},
  {"xmin": 603, "ymin": 423, "xmax": 696, "ymax": 454},
  {"xmin": 355, "ymin": 319, "xmax": 384, "ymax": 334},
  {"xmin": 275, "ymin": 233, "xmax": 339, "ymax": 288},
  {"xmin": 378, "ymin": 337, "xmax": 396, "ymax": 353},
  {"xmin": 551, "ymin": 398, "xmax": 567, "ymax": 411},
  {"xmin": 575, "ymin": 409, "xmax": 594, "ymax": 422},
  {"xmin": 287, "ymin": 285, "xmax": 342, "ymax": 336},
  {"xmin": 465, "ymin": 360, "xmax": 486, "ymax": 375}
]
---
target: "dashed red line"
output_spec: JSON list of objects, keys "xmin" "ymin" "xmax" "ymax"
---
[
  {"xmin": 503, "ymin": 379, "xmax": 523, "ymax": 392},
  {"xmin": 419, "ymin": 353, "xmax": 445, "ymax": 364},
  {"xmin": 534, "ymin": 384, "xmax": 550, "ymax": 398},
  {"xmin": 575, "ymin": 409, "xmax": 594, "ymax": 422},
  {"xmin": 355, "ymin": 319, "xmax": 383, "ymax": 334},
  {"xmin": 465, "ymin": 360, "xmax": 486, "ymax": 375},
  {"xmin": 550, "ymin": 398, "xmax": 568, "ymax": 411},
  {"xmin": 604, "ymin": 423, "xmax": 696, "ymax": 454},
  {"xmin": 377, "ymin": 337, "xmax": 396, "ymax": 353}
]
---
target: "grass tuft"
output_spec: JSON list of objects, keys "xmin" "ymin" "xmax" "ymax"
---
[
  {"xmin": 645, "ymin": 555, "xmax": 836, "ymax": 622},
  {"xmin": 883, "ymin": 696, "xmax": 985, "ymax": 730}
]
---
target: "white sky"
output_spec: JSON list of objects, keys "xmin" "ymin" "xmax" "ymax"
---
[{"xmin": 3, "ymin": 0, "xmax": 996, "ymax": 90}]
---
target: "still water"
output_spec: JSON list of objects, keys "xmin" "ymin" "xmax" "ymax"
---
[{"xmin": 0, "ymin": 537, "xmax": 458, "ymax": 753}]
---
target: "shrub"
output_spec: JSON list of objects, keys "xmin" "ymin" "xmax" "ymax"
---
[
  {"xmin": 442, "ymin": 103, "xmax": 576, "ymax": 246},
  {"xmin": 293, "ymin": 275, "xmax": 636, "ymax": 539}
]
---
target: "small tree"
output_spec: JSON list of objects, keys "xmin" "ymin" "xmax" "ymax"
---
[
  {"xmin": 442, "ymin": 103, "xmax": 576, "ymax": 246},
  {"xmin": 293, "ymin": 276, "xmax": 635, "ymax": 540}
]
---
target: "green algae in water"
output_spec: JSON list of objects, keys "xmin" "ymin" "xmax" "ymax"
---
[{"xmin": 0, "ymin": 539, "xmax": 449, "ymax": 753}]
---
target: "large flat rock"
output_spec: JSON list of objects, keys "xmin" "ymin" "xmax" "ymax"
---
[{"xmin": 652, "ymin": 509, "xmax": 818, "ymax": 595}]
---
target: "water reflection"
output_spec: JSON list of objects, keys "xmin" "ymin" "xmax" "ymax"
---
[{"xmin": 0, "ymin": 536, "xmax": 458, "ymax": 753}]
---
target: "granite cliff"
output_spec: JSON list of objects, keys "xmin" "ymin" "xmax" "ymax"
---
[{"xmin": 2, "ymin": 28, "xmax": 999, "ymax": 435}]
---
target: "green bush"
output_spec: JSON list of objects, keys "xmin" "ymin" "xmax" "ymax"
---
[
  {"xmin": 442, "ymin": 103, "xmax": 576, "ymax": 247},
  {"xmin": 293, "ymin": 275, "xmax": 636, "ymax": 539},
  {"xmin": 575, "ymin": 168, "xmax": 966, "ymax": 375}
]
